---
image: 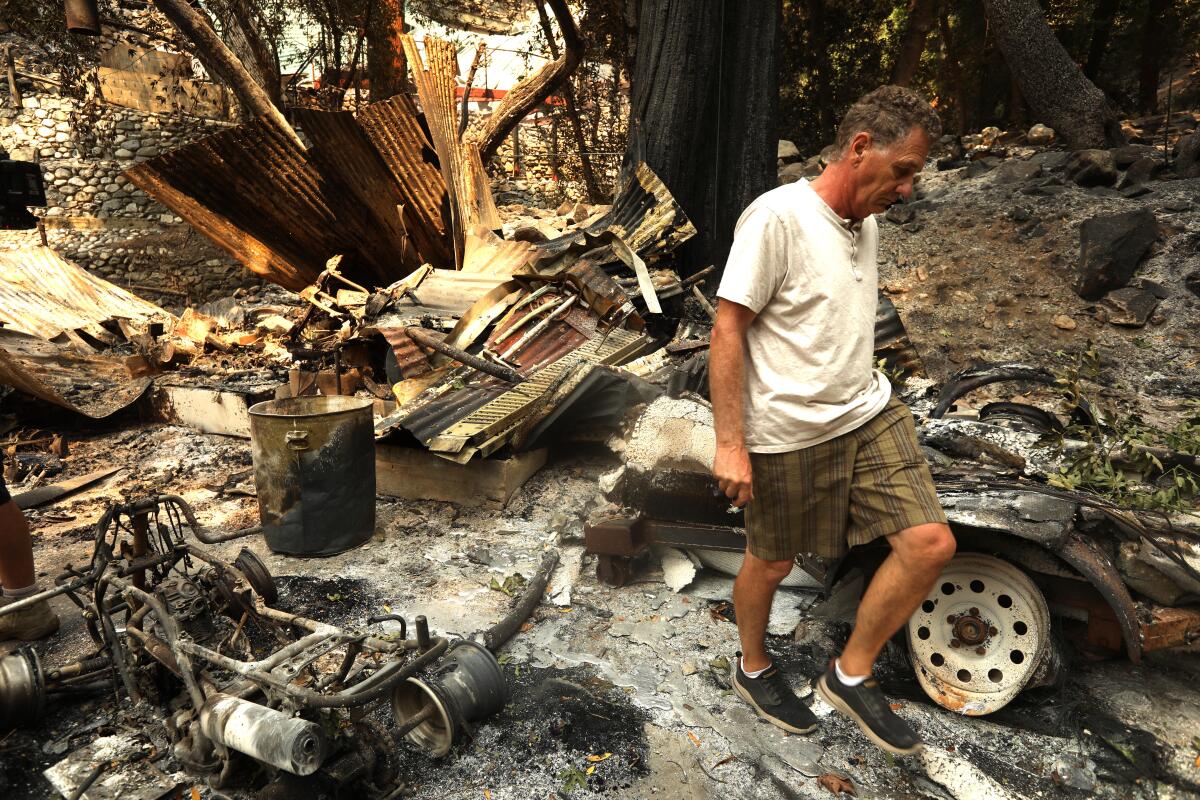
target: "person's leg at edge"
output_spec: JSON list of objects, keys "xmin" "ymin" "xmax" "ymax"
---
[
  {"xmin": 837, "ymin": 522, "xmax": 956, "ymax": 677},
  {"xmin": 0, "ymin": 499, "xmax": 37, "ymax": 594},
  {"xmin": 733, "ymin": 550, "xmax": 796, "ymax": 672}
]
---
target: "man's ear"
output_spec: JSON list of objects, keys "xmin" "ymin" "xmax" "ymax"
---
[{"xmin": 850, "ymin": 131, "xmax": 872, "ymax": 164}]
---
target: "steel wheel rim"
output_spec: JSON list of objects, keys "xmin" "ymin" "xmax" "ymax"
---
[{"xmin": 906, "ymin": 553, "xmax": 1050, "ymax": 716}]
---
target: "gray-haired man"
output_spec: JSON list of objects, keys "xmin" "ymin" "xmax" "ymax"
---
[{"xmin": 711, "ymin": 86, "xmax": 955, "ymax": 754}]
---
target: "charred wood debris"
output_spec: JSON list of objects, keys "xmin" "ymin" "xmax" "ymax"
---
[{"xmin": 0, "ymin": 33, "xmax": 1198, "ymax": 800}]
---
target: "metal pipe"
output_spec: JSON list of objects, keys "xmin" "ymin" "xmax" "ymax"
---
[
  {"xmin": 415, "ymin": 616, "xmax": 431, "ymax": 651},
  {"xmin": 199, "ymin": 693, "xmax": 326, "ymax": 776},
  {"xmin": 500, "ymin": 295, "xmax": 577, "ymax": 360},
  {"xmin": 406, "ymin": 327, "xmax": 523, "ymax": 384}
]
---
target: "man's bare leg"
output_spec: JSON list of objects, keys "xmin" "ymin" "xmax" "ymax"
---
[
  {"xmin": 733, "ymin": 551, "xmax": 796, "ymax": 672},
  {"xmin": 0, "ymin": 500, "xmax": 36, "ymax": 592},
  {"xmin": 839, "ymin": 523, "xmax": 956, "ymax": 675}
]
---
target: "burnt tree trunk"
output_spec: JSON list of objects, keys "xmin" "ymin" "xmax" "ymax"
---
[
  {"xmin": 629, "ymin": 0, "xmax": 778, "ymax": 276},
  {"xmin": 982, "ymin": 0, "xmax": 1119, "ymax": 148},
  {"xmin": 367, "ymin": 0, "xmax": 406, "ymax": 100},
  {"xmin": 1083, "ymin": 0, "xmax": 1118, "ymax": 82},
  {"xmin": 891, "ymin": 0, "xmax": 937, "ymax": 87},
  {"xmin": 474, "ymin": 0, "xmax": 582, "ymax": 164},
  {"xmin": 152, "ymin": 0, "xmax": 298, "ymax": 141},
  {"xmin": 1138, "ymin": 0, "xmax": 1168, "ymax": 113}
]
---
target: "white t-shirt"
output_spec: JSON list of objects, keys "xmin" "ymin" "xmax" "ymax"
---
[{"xmin": 716, "ymin": 179, "xmax": 890, "ymax": 453}]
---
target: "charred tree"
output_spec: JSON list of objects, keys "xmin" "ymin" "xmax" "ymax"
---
[
  {"xmin": 981, "ymin": 0, "xmax": 1119, "ymax": 148},
  {"xmin": 217, "ymin": 0, "xmax": 282, "ymax": 109},
  {"xmin": 1138, "ymin": 0, "xmax": 1169, "ymax": 113},
  {"xmin": 891, "ymin": 0, "xmax": 937, "ymax": 87},
  {"xmin": 367, "ymin": 0, "xmax": 406, "ymax": 100},
  {"xmin": 474, "ymin": 0, "xmax": 582, "ymax": 164},
  {"xmin": 629, "ymin": 0, "xmax": 779, "ymax": 276},
  {"xmin": 152, "ymin": 0, "xmax": 298, "ymax": 141},
  {"xmin": 1083, "ymin": 0, "xmax": 1119, "ymax": 82}
]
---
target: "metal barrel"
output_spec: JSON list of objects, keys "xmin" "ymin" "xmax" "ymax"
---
[{"xmin": 248, "ymin": 396, "xmax": 376, "ymax": 556}]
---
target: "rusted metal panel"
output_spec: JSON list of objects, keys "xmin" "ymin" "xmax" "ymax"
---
[
  {"xmin": 401, "ymin": 34, "xmax": 501, "ymax": 267},
  {"xmin": 0, "ymin": 246, "xmax": 171, "ymax": 340},
  {"xmin": 1055, "ymin": 532, "xmax": 1143, "ymax": 662},
  {"xmin": 0, "ymin": 329, "xmax": 151, "ymax": 418},
  {"xmin": 292, "ymin": 109, "xmax": 422, "ymax": 278},
  {"xmin": 380, "ymin": 327, "xmax": 433, "ymax": 379},
  {"xmin": 125, "ymin": 118, "xmax": 337, "ymax": 291},
  {"xmin": 536, "ymin": 162, "xmax": 696, "ymax": 260},
  {"xmin": 462, "ymin": 226, "xmax": 536, "ymax": 275},
  {"xmin": 357, "ymin": 94, "xmax": 452, "ymax": 267}
]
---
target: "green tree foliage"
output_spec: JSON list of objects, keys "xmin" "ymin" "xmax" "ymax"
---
[{"xmin": 778, "ymin": 0, "xmax": 1200, "ymax": 158}]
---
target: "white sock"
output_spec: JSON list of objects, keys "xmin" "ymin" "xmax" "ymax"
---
[
  {"xmin": 835, "ymin": 658, "xmax": 869, "ymax": 686},
  {"xmin": 2, "ymin": 584, "xmax": 37, "ymax": 599},
  {"xmin": 740, "ymin": 656, "xmax": 771, "ymax": 679}
]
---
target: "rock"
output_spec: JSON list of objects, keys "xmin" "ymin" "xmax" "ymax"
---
[
  {"xmin": 993, "ymin": 159, "xmax": 1042, "ymax": 184},
  {"xmin": 114, "ymin": 148, "xmax": 134, "ymax": 159},
  {"xmin": 1052, "ymin": 314, "xmax": 1077, "ymax": 330},
  {"xmin": 1185, "ymin": 270, "xmax": 1200, "ymax": 298},
  {"xmin": 1074, "ymin": 208, "xmax": 1157, "ymax": 300},
  {"xmin": 1066, "ymin": 149, "xmax": 1118, "ymax": 187},
  {"xmin": 965, "ymin": 158, "xmax": 998, "ymax": 178},
  {"xmin": 1137, "ymin": 278, "xmax": 1169, "ymax": 299},
  {"xmin": 901, "ymin": 222, "xmax": 922, "ymax": 233},
  {"xmin": 1120, "ymin": 156, "xmax": 1164, "ymax": 187},
  {"xmin": 777, "ymin": 139, "xmax": 800, "ymax": 161},
  {"xmin": 1051, "ymin": 756, "xmax": 1097, "ymax": 792},
  {"xmin": 1161, "ymin": 197, "xmax": 1193, "ymax": 212},
  {"xmin": 135, "ymin": 146, "xmax": 159, "ymax": 158},
  {"xmin": 1102, "ymin": 287, "xmax": 1159, "ymax": 327},
  {"xmin": 1110, "ymin": 144, "xmax": 1156, "ymax": 168},
  {"xmin": 885, "ymin": 204, "xmax": 916, "ymax": 224},
  {"xmin": 1119, "ymin": 184, "xmax": 1153, "ymax": 199},
  {"xmin": 778, "ymin": 161, "xmax": 810, "ymax": 185},
  {"xmin": 1009, "ymin": 205, "xmax": 1032, "ymax": 222},
  {"xmin": 1175, "ymin": 133, "xmax": 1200, "ymax": 178},
  {"xmin": 980, "ymin": 126, "xmax": 1002, "ymax": 147},
  {"xmin": 1027, "ymin": 123, "xmax": 1055, "ymax": 145}
]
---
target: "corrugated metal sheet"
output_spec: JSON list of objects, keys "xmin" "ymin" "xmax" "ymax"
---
[
  {"xmin": 291, "ymin": 109, "xmax": 424, "ymax": 278},
  {"xmin": 124, "ymin": 118, "xmax": 341, "ymax": 291},
  {"xmin": 0, "ymin": 329, "xmax": 151, "ymax": 418},
  {"xmin": 0, "ymin": 246, "xmax": 171, "ymax": 340},
  {"xmin": 462, "ymin": 226, "xmax": 536, "ymax": 275},
  {"xmin": 125, "ymin": 110, "xmax": 448, "ymax": 291},
  {"xmin": 379, "ymin": 327, "xmax": 433, "ymax": 379},
  {"xmin": 537, "ymin": 162, "xmax": 696, "ymax": 260},
  {"xmin": 357, "ymin": 94, "xmax": 452, "ymax": 267},
  {"xmin": 402, "ymin": 34, "xmax": 501, "ymax": 267}
]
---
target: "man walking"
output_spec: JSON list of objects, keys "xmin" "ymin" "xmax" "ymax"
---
[{"xmin": 710, "ymin": 86, "xmax": 955, "ymax": 755}]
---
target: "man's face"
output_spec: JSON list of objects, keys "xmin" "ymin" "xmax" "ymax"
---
[{"xmin": 848, "ymin": 127, "xmax": 930, "ymax": 218}]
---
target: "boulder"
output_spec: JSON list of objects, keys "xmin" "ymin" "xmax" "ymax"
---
[
  {"xmin": 980, "ymin": 126, "xmax": 1002, "ymax": 147},
  {"xmin": 1074, "ymin": 208, "xmax": 1157, "ymax": 300},
  {"xmin": 1027, "ymin": 124, "xmax": 1055, "ymax": 145},
  {"xmin": 1175, "ymin": 133, "xmax": 1200, "ymax": 178},
  {"xmin": 778, "ymin": 161, "xmax": 809, "ymax": 185},
  {"xmin": 1185, "ymin": 270, "xmax": 1200, "ymax": 298},
  {"xmin": 1101, "ymin": 287, "xmax": 1159, "ymax": 327},
  {"xmin": 993, "ymin": 160, "xmax": 1043, "ymax": 184},
  {"xmin": 777, "ymin": 139, "xmax": 800, "ymax": 161},
  {"xmin": 1120, "ymin": 156, "xmax": 1164, "ymax": 187},
  {"xmin": 1109, "ymin": 144, "xmax": 1156, "ymax": 168},
  {"xmin": 1066, "ymin": 149, "xmax": 1117, "ymax": 187}
]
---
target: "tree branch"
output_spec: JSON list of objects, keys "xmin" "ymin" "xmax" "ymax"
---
[
  {"xmin": 471, "ymin": 0, "xmax": 582, "ymax": 164},
  {"xmin": 151, "ymin": 0, "xmax": 299, "ymax": 144}
]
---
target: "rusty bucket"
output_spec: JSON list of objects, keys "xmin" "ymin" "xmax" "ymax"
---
[{"xmin": 248, "ymin": 396, "xmax": 375, "ymax": 556}]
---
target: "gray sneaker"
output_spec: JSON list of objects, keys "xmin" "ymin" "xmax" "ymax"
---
[
  {"xmin": 731, "ymin": 653, "xmax": 818, "ymax": 734},
  {"xmin": 0, "ymin": 598, "xmax": 60, "ymax": 642}
]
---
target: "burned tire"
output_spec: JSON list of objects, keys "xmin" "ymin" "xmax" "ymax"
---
[
  {"xmin": 234, "ymin": 548, "xmax": 278, "ymax": 605},
  {"xmin": 906, "ymin": 553, "xmax": 1051, "ymax": 715}
]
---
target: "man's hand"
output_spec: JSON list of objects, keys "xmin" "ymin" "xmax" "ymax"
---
[{"xmin": 714, "ymin": 442, "xmax": 753, "ymax": 508}]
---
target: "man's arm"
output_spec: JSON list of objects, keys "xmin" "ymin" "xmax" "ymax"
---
[{"xmin": 711, "ymin": 298, "xmax": 757, "ymax": 508}]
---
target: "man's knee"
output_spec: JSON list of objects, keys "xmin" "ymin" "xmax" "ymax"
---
[
  {"xmin": 740, "ymin": 551, "xmax": 795, "ymax": 584},
  {"xmin": 890, "ymin": 523, "xmax": 955, "ymax": 569}
]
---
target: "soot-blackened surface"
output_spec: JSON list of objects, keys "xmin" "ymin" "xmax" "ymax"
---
[
  {"xmin": 273, "ymin": 575, "xmax": 372, "ymax": 627},
  {"xmin": 396, "ymin": 664, "xmax": 651, "ymax": 796}
]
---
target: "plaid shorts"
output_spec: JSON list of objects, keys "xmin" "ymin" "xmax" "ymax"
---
[{"xmin": 745, "ymin": 394, "xmax": 947, "ymax": 561}]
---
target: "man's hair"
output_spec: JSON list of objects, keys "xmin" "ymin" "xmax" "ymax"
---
[{"xmin": 831, "ymin": 85, "xmax": 942, "ymax": 160}]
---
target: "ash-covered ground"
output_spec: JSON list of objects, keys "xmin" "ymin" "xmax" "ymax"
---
[{"xmin": 3, "ymin": 419, "xmax": 1199, "ymax": 800}]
